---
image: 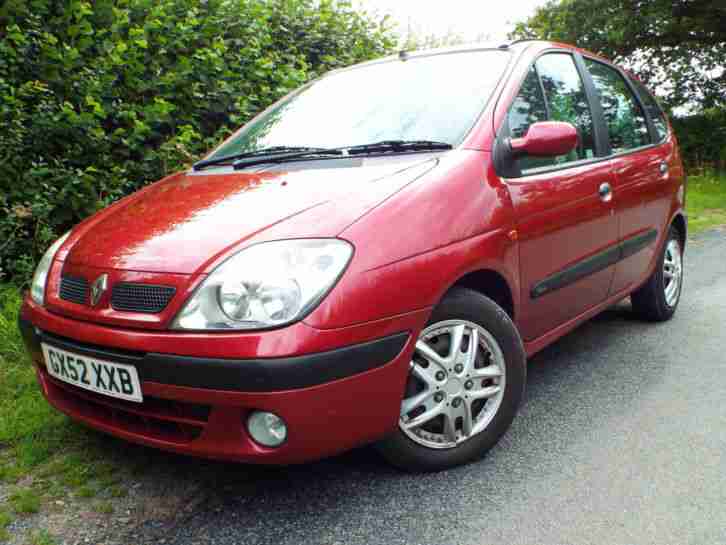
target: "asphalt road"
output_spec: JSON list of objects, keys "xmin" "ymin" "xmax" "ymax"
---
[{"xmin": 135, "ymin": 229, "xmax": 726, "ymax": 545}]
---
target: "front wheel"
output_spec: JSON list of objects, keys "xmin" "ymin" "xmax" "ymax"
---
[{"xmin": 376, "ymin": 288, "xmax": 526, "ymax": 472}]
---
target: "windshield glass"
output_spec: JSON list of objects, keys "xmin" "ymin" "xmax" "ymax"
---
[{"xmin": 209, "ymin": 50, "xmax": 510, "ymax": 159}]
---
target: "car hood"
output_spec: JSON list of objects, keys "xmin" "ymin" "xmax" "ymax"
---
[{"xmin": 64, "ymin": 156, "xmax": 438, "ymax": 274}]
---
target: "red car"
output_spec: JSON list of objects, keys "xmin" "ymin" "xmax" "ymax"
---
[{"xmin": 20, "ymin": 40, "xmax": 686, "ymax": 471}]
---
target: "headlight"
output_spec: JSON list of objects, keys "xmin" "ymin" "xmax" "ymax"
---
[
  {"xmin": 31, "ymin": 232, "xmax": 71, "ymax": 306},
  {"xmin": 172, "ymin": 239, "xmax": 353, "ymax": 331}
]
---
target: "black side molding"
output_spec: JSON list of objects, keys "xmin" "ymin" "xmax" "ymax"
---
[
  {"xmin": 531, "ymin": 245, "xmax": 621, "ymax": 299},
  {"xmin": 619, "ymin": 229, "xmax": 658, "ymax": 260},
  {"xmin": 531, "ymin": 229, "xmax": 659, "ymax": 299},
  {"xmin": 18, "ymin": 316, "xmax": 409, "ymax": 392}
]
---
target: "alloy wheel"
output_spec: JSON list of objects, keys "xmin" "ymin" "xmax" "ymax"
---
[
  {"xmin": 663, "ymin": 238, "xmax": 683, "ymax": 307},
  {"xmin": 399, "ymin": 320, "xmax": 506, "ymax": 450}
]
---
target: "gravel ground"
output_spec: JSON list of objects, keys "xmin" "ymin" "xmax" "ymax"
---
[{"xmin": 7, "ymin": 228, "xmax": 726, "ymax": 545}]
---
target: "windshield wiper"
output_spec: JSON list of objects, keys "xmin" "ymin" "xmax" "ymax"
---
[
  {"xmin": 231, "ymin": 140, "xmax": 452, "ymax": 170},
  {"xmin": 193, "ymin": 146, "xmax": 331, "ymax": 170},
  {"xmin": 344, "ymin": 140, "xmax": 453, "ymax": 154}
]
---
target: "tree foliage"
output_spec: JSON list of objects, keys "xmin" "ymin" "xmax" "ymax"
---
[
  {"xmin": 511, "ymin": 0, "xmax": 726, "ymax": 111},
  {"xmin": 0, "ymin": 0, "xmax": 396, "ymax": 282}
]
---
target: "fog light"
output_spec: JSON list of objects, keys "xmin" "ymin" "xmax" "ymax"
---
[{"xmin": 247, "ymin": 411, "xmax": 287, "ymax": 447}]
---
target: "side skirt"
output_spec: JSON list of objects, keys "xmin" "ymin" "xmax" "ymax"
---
[{"xmin": 523, "ymin": 283, "xmax": 636, "ymax": 358}]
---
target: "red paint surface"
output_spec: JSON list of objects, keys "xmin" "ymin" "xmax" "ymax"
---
[
  {"xmin": 21, "ymin": 41, "xmax": 686, "ymax": 464},
  {"xmin": 507, "ymin": 159, "xmax": 618, "ymax": 340},
  {"xmin": 510, "ymin": 121, "xmax": 579, "ymax": 158}
]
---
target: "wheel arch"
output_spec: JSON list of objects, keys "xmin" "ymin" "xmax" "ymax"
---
[
  {"xmin": 671, "ymin": 212, "xmax": 687, "ymax": 250},
  {"xmin": 446, "ymin": 269, "xmax": 516, "ymax": 320}
]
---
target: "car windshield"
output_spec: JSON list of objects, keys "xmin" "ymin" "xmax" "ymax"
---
[{"xmin": 208, "ymin": 50, "xmax": 510, "ymax": 159}]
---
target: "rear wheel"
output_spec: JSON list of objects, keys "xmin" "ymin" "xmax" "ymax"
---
[
  {"xmin": 631, "ymin": 227, "xmax": 683, "ymax": 321},
  {"xmin": 376, "ymin": 288, "xmax": 526, "ymax": 472}
]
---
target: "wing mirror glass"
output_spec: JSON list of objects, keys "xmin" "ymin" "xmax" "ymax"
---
[{"xmin": 509, "ymin": 121, "xmax": 578, "ymax": 157}]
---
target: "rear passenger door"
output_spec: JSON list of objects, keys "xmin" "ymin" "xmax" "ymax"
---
[
  {"xmin": 502, "ymin": 52, "xmax": 618, "ymax": 342},
  {"xmin": 583, "ymin": 58, "xmax": 674, "ymax": 293}
]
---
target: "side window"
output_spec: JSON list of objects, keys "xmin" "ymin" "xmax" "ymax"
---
[
  {"xmin": 584, "ymin": 58, "xmax": 650, "ymax": 153},
  {"xmin": 507, "ymin": 53, "xmax": 596, "ymax": 172},
  {"xmin": 508, "ymin": 65, "xmax": 548, "ymax": 138},
  {"xmin": 629, "ymin": 76, "xmax": 669, "ymax": 142}
]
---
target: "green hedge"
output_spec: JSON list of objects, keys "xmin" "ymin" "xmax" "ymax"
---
[
  {"xmin": 672, "ymin": 109, "xmax": 726, "ymax": 174},
  {"xmin": 0, "ymin": 0, "xmax": 395, "ymax": 282}
]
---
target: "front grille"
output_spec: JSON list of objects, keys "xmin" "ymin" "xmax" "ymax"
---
[
  {"xmin": 111, "ymin": 283, "xmax": 176, "ymax": 313},
  {"xmin": 59, "ymin": 276, "xmax": 88, "ymax": 305},
  {"xmin": 45, "ymin": 373, "xmax": 210, "ymax": 444}
]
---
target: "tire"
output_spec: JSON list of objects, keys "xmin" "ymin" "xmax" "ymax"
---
[
  {"xmin": 631, "ymin": 227, "xmax": 684, "ymax": 322},
  {"xmin": 376, "ymin": 288, "xmax": 526, "ymax": 472}
]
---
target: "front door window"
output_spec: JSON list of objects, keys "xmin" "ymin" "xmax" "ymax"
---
[{"xmin": 507, "ymin": 53, "xmax": 596, "ymax": 172}]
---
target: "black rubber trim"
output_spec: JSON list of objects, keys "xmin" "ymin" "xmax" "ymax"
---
[
  {"xmin": 35, "ymin": 328, "xmax": 144, "ymax": 364},
  {"xmin": 531, "ymin": 245, "xmax": 621, "ymax": 299},
  {"xmin": 141, "ymin": 333, "xmax": 408, "ymax": 391},
  {"xmin": 531, "ymin": 228, "xmax": 658, "ymax": 299},
  {"xmin": 17, "ymin": 317, "xmax": 409, "ymax": 392},
  {"xmin": 619, "ymin": 229, "xmax": 658, "ymax": 260},
  {"xmin": 18, "ymin": 316, "xmax": 41, "ymax": 360}
]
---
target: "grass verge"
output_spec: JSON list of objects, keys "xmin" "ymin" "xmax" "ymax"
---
[
  {"xmin": 686, "ymin": 172, "xmax": 726, "ymax": 235},
  {"xmin": 0, "ymin": 286, "xmax": 132, "ymax": 542}
]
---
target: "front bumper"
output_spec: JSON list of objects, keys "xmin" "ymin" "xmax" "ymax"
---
[{"xmin": 19, "ymin": 299, "xmax": 426, "ymax": 464}]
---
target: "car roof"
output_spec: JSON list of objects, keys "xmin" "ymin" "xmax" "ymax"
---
[{"xmin": 331, "ymin": 40, "xmax": 609, "ymax": 76}]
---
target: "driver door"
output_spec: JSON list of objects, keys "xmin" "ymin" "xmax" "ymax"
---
[{"xmin": 502, "ymin": 52, "xmax": 618, "ymax": 342}]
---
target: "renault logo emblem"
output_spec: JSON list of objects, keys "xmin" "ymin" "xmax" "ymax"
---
[{"xmin": 90, "ymin": 274, "xmax": 108, "ymax": 307}]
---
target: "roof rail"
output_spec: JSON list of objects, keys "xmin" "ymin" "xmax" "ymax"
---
[{"xmin": 497, "ymin": 38, "xmax": 542, "ymax": 50}]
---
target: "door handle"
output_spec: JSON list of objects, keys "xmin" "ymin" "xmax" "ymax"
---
[{"xmin": 598, "ymin": 182, "xmax": 613, "ymax": 203}]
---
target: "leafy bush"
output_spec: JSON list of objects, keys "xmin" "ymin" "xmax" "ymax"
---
[
  {"xmin": 672, "ymin": 109, "xmax": 726, "ymax": 174},
  {"xmin": 0, "ymin": 0, "xmax": 396, "ymax": 282}
]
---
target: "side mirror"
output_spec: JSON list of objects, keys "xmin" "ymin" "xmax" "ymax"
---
[{"xmin": 509, "ymin": 121, "xmax": 578, "ymax": 157}]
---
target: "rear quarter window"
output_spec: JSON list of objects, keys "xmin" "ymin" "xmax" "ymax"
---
[{"xmin": 629, "ymin": 76, "xmax": 670, "ymax": 143}]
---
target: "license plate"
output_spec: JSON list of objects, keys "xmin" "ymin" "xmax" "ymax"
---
[{"xmin": 41, "ymin": 343, "xmax": 143, "ymax": 403}]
